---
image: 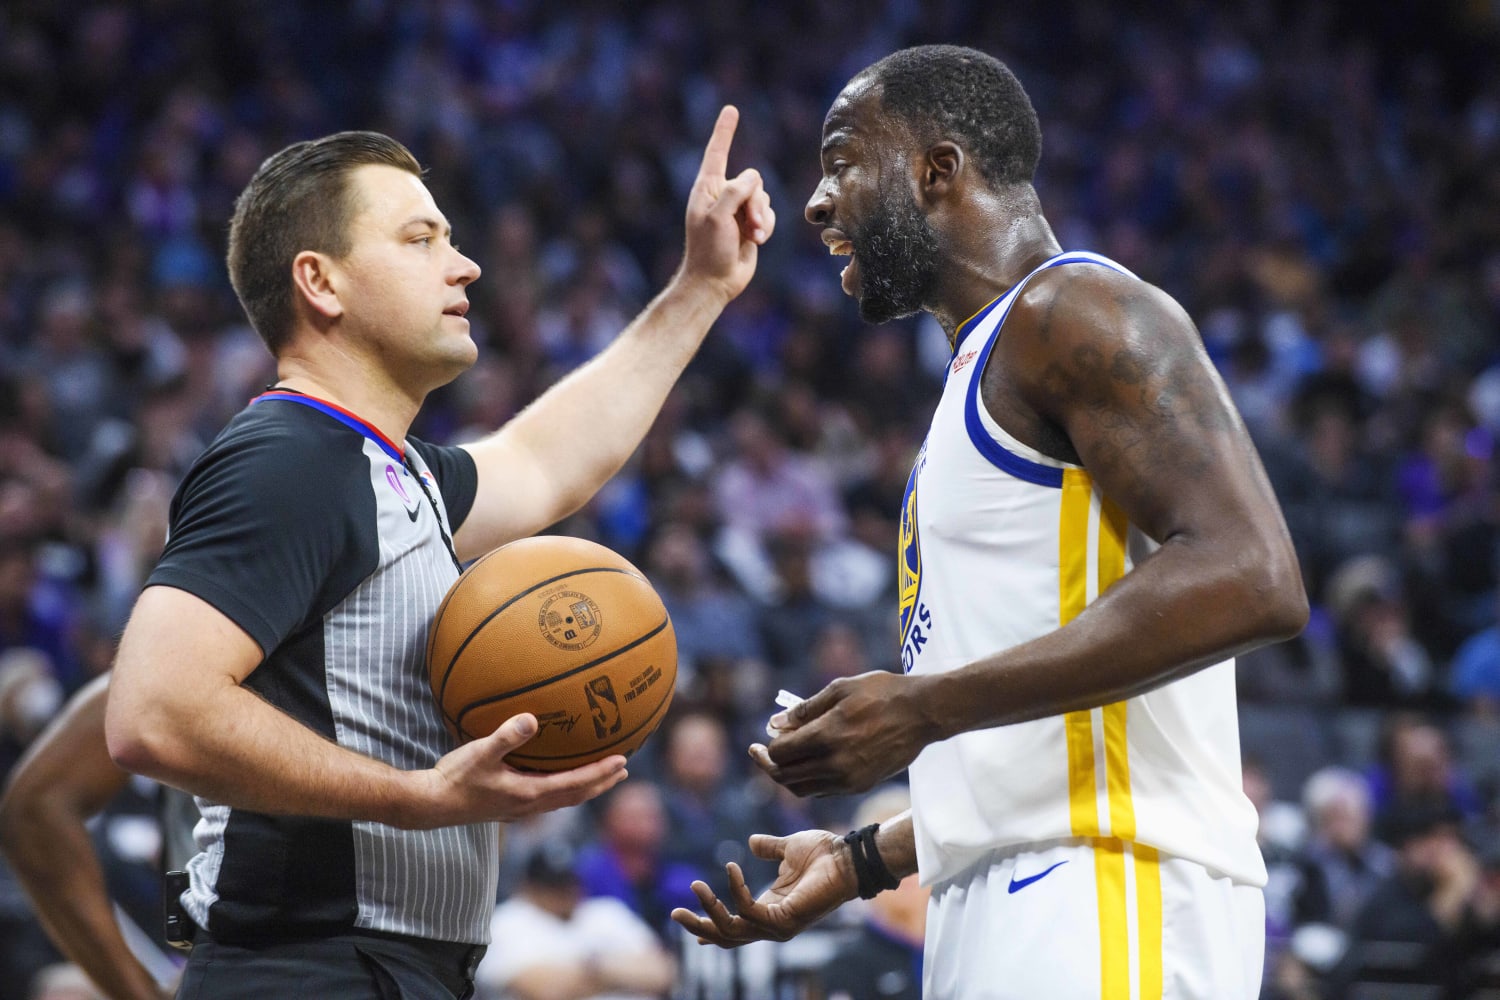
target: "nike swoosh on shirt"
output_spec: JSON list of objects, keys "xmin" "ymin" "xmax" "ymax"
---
[
  {"xmin": 1007, "ymin": 860, "xmax": 1068, "ymax": 894},
  {"xmin": 404, "ymin": 503, "xmax": 421, "ymax": 523}
]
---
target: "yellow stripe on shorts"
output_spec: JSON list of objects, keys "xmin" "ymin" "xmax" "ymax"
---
[
  {"xmin": 1135, "ymin": 844, "xmax": 1164, "ymax": 1000},
  {"xmin": 1095, "ymin": 837, "xmax": 1130, "ymax": 1000}
]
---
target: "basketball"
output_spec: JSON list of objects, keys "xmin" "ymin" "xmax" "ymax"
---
[{"xmin": 426, "ymin": 535, "xmax": 677, "ymax": 772}]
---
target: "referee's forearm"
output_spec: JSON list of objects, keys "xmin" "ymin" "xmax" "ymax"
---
[{"xmin": 113, "ymin": 679, "xmax": 421, "ymax": 826}]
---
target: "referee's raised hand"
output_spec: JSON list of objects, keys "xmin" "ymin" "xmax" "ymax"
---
[{"xmin": 679, "ymin": 105, "xmax": 776, "ymax": 306}]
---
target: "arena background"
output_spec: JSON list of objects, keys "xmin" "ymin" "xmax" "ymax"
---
[{"xmin": 1, "ymin": 1, "xmax": 1498, "ymax": 997}]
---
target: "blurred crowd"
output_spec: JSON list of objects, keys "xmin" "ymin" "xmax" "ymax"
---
[{"xmin": 1, "ymin": 1, "xmax": 1499, "ymax": 997}]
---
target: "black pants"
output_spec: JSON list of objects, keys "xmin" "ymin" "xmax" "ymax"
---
[{"xmin": 175, "ymin": 929, "xmax": 486, "ymax": 1000}]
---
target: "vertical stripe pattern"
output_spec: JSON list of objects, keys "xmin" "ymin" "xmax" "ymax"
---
[
  {"xmin": 319, "ymin": 441, "xmax": 498, "ymax": 944},
  {"xmin": 1060, "ymin": 469, "xmax": 1097, "ymax": 836},
  {"xmin": 1058, "ymin": 469, "xmax": 1163, "ymax": 1000}
]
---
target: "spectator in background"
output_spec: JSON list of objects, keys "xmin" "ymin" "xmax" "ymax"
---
[
  {"xmin": 1326, "ymin": 554, "xmax": 1443, "ymax": 709},
  {"xmin": 1399, "ymin": 401, "xmax": 1499, "ymax": 659},
  {"xmin": 1295, "ymin": 766, "xmax": 1397, "ymax": 931},
  {"xmin": 1245, "ymin": 754, "xmax": 1311, "ymax": 965},
  {"xmin": 21, "ymin": 284, "xmax": 110, "ymax": 463},
  {"xmin": 753, "ymin": 523, "xmax": 840, "ymax": 681},
  {"xmin": 807, "ymin": 620, "xmax": 872, "ymax": 689},
  {"xmin": 822, "ymin": 785, "xmax": 926, "ymax": 1000},
  {"xmin": 711, "ymin": 406, "xmax": 848, "ymax": 603},
  {"xmin": 493, "ymin": 805, "xmax": 586, "ymax": 903},
  {"xmin": 642, "ymin": 521, "xmax": 764, "ymax": 677},
  {"xmin": 1330, "ymin": 801, "xmax": 1493, "ymax": 997},
  {"xmin": 1270, "ymin": 389, "xmax": 1400, "ymax": 600},
  {"xmin": 474, "ymin": 842, "xmax": 674, "ymax": 1000},
  {"xmin": 575, "ymin": 781, "xmax": 706, "ymax": 941},
  {"xmin": 656, "ymin": 710, "xmax": 760, "ymax": 891},
  {"xmin": 1369, "ymin": 716, "xmax": 1482, "ymax": 838}
]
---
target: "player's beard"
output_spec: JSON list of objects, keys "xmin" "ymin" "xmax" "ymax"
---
[{"xmin": 849, "ymin": 178, "xmax": 942, "ymax": 324}]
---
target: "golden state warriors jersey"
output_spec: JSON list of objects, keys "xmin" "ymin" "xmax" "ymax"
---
[{"xmin": 902, "ymin": 251, "xmax": 1266, "ymax": 890}]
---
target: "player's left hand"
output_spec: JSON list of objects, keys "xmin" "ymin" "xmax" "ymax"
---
[
  {"xmin": 671, "ymin": 829, "xmax": 857, "ymax": 947},
  {"xmin": 678, "ymin": 105, "xmax": 776, "ymax": 305},
  {"xmin": 751, "ymin": 670, "xmax": 938, "ymax": 796}
]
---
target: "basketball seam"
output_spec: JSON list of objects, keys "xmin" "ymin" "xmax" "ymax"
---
[
  {"xmin": 435, "ymin": 565, "xmax": 645, "ymax": 721},
  {"xmin": 429, "ymin": 545, "xmax": 508, "ymax": 727},
  {"xmin": 453, "ymin": 615, "xmax": 671, "ymax": 729}
]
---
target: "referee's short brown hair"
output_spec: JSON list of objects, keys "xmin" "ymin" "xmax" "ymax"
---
[{"xmin": 227, "ymin": 131, "xmax": 421, "ymax": 354}]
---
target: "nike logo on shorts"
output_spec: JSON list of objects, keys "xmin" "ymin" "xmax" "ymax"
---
[{"xmin": 1007, "ymin": 860, "xmax": 1068, "ymax": 893}]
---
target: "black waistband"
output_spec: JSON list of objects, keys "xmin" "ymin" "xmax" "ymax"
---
[{"xmin": 194, "ymin": 925, "xmax": 487, "ymax": 996}]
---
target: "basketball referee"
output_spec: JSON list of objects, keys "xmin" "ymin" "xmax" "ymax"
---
[{"xmin": 104, "ymin": 108, "xmax": 772, "ymax": 998}]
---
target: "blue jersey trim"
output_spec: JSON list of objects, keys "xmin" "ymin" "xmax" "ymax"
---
[
  {"xmin": 962, "ymin": 255, "xmax": 1128, "ymax": 489},
  {"xmin": 252, "ymin": 391, "xmax": 405, "ymax": 463}
]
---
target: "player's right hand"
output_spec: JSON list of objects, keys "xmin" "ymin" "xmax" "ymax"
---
[
  {"xmin": 753, "ymin": 670, "xmax": 936, "ymax": 797},
  {"xmin": 415, "ymin": 712, "xmax": 627, "ymax": 828},
  {"xmin": 670, "ymin": 829, "xmax": 859, "ymax": 947}
]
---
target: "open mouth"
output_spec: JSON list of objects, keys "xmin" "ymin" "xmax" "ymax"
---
[{"xmin": 822, "ymin": 229, "xmax": 857, "ymax": 295}]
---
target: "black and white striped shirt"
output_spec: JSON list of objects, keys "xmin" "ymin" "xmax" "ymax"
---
[{"xmin": 148, "ymin": 390, "xmax": 496, "ymax": 946}]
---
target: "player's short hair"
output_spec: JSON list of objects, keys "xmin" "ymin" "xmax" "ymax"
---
[
  {"xmin": 858, "ymin": 45, "xmax": 1042, "ymax": 188},
  {"xmin": 228, "ymin": 131, "xmax": 422, "ymax": 354}
]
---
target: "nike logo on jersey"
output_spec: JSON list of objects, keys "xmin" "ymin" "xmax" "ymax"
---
[
  {"xmin": 1007, "ymin": 860, "xmax": 1068, "ymax": 893},
  {"xmin": 386, "ymin": 464, "xmax": 423, "ymax": 522}
]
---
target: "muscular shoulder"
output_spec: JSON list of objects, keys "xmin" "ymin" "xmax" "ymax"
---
[{"xmin": 987, "ymin": 263, "xmax": 1215, "ymax": 440}]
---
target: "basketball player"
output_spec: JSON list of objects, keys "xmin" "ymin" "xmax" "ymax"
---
[
  {"xmin": 0, "ymin": 676, "xmax": 175, "ymax": 1000},
  {"xmin": 103, "ymin": 108, "xmax": 772, "ymax": 997},
  {"xmin": 671, "ymin": 47, "xmax": 1308, "ymax": 999}
]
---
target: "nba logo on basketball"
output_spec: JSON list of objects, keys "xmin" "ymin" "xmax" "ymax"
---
[{"xmin": 585, "ymin": 677, "xmax": 622, "ymax": 738}]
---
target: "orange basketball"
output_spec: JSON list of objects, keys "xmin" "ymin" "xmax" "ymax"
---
[{"xmin": 425, "ymin": 535, "xmax": 677, "ymax": 772}]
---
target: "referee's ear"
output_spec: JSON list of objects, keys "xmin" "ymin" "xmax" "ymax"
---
[{"xmin": 290, "ymin": 249, "xmax": 344, "ymax": 325}]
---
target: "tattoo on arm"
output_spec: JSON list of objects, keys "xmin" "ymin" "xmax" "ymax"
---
[{"xmin": 1029, "ymin": 285, "xmax": 1240, "ymax": 526}]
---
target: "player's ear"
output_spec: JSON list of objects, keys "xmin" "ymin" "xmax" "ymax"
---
[
  {"xmin": 920, "ymin": 141, "xmax": 963, "ymax": 204},
  {"xmin": 291, "ymin": 250, "xmax": 344, "ymax": 322}
]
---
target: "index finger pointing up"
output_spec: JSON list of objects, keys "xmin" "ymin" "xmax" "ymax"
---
[{"xmin": 698, "ymin": 105, "xmax": 740, "ymax": 181}]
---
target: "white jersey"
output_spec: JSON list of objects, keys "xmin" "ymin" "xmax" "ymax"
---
[{"xmin": 902, "ymin": 250, "xmax": 1266, "ymax": 891}]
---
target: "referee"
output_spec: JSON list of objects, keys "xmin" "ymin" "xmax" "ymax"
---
[{"xmin": 105, "ymin": 112, "xmax": 772, "ymax": 997}]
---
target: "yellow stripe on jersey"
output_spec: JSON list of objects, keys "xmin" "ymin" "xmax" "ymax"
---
[
  {"xmin": 1097, "ymin": 496, "xmax": 1135, "ymax": 840},
  {"xmin": 1060, "ymin": 469, "xmax": 1097, "ymax": 836},
  {"xmin": 1103, "ymin": 701, "xmax": 1136, "ymax": 841},
  {"xmin": 1059, "ymin": 469, "xmax": 1093, "ymax": 623},
  {"xmin": 1066, "ymin": 712, "xmax": 1101, "ymax": 835},
  {"xmin": 1060, "ymin": 476, "xmax": 1163, "ymax": 997}
]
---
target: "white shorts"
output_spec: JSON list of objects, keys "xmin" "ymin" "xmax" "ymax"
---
[{"xmin": 923, "ymin": 838, "xmax": 1264, "ymax": 1000}]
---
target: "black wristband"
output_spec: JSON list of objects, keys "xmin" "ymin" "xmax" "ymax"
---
[{"xmin": 843, "ymin": 823, "xmax": 901, "ymax": 899}]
